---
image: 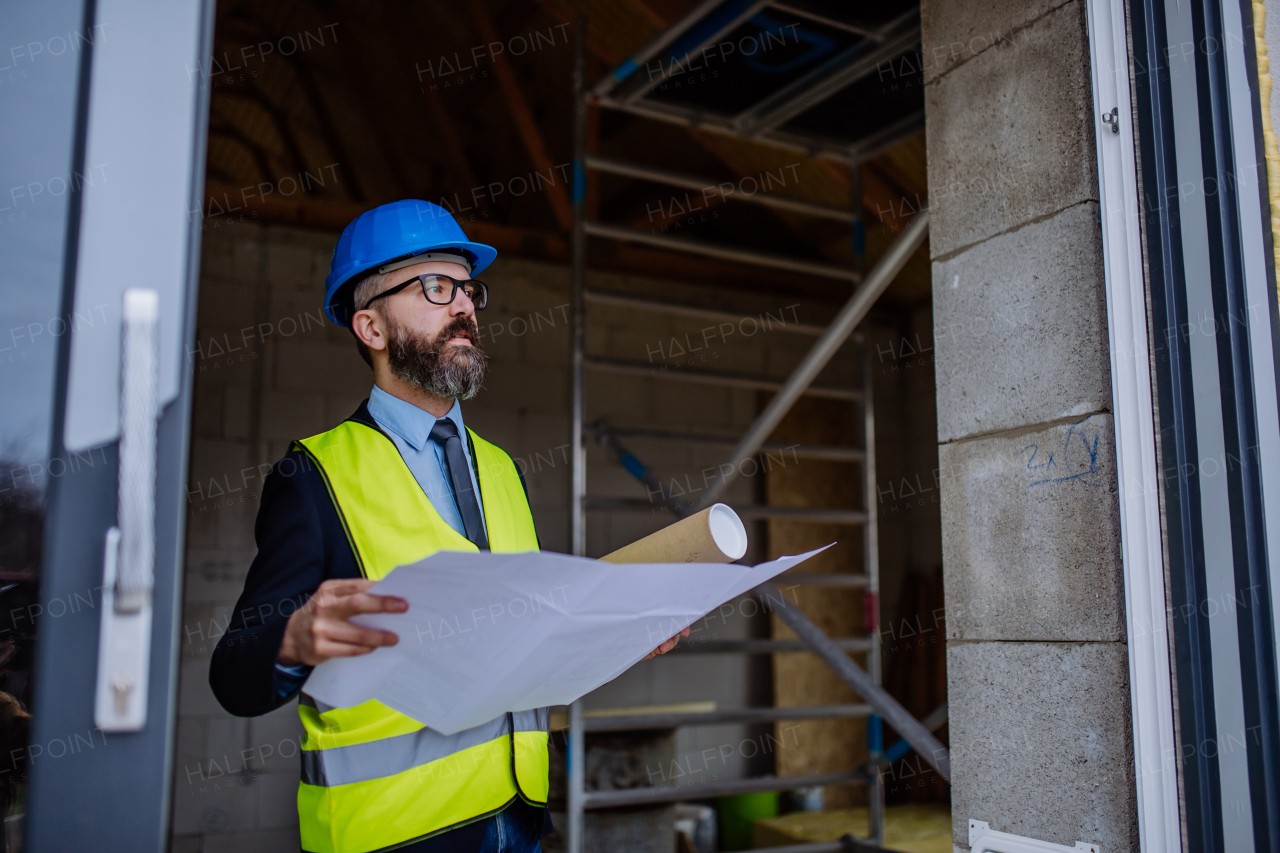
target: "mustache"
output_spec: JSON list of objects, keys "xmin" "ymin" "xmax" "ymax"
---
[{"xmin": 432, "ymin": 315, "xmax": 481, "ymax": 351}]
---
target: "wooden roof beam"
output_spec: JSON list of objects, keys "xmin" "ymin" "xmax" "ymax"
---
[{"xmin": 467, "ymin": 2, "xmax": 573, "ymax": 231}]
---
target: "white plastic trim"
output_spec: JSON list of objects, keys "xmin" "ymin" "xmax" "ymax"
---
[
  {"xmin": 1084, "ymin": 1, "xmax": 1182, "ymax": 851},
  {"xmin": 63, "ymin": 0, "xmax": 205, "ymax": 452},
  {"xmin": 969, "ymin": 820, "xmax": 1100, "ymax": 853}
]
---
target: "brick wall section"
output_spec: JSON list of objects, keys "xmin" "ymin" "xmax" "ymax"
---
[
  {"xmin": 920, "ymin": 0, "xmax": 1139, "ymax": 849},
  {"xmin": 171, "ymin": 221, "xmax": 859, "ymax": 852}
]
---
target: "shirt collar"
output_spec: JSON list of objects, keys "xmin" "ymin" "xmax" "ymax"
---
[{"xmin": 367, "ymin": 385, "xmax": 465, "ymax": 452}]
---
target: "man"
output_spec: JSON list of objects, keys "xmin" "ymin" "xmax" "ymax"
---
[{"xmin": 209, "ymin": 199, "xmax": 685, "ymax": 853}]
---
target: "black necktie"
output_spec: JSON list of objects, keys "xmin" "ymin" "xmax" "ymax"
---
[{"xmin": 428, "ymin": 418, "xmax": 489, "ymax": 550}]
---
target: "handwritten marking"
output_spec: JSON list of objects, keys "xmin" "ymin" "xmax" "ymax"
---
[{"xmin": 1024, "ymin": 415, "xmax": 1104, "ymax": 487}]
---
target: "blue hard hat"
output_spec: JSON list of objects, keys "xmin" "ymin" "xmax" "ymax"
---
[{"xmin": 323, "ymin": 199, "xmax": 497, "ymax": 326}]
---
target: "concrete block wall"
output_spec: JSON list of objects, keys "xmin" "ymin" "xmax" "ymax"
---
[
  {"xmin": 921, "ymin": 0, "xmax": 1138, "ymax": 849},
  {"xmin": 172, "ymin": 220, "xmax": 857, "ymax": 851}
]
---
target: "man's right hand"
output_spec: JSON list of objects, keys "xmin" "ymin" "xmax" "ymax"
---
[{"xmin": 278, "ymin": 579, "xmax": 407, "ymax": 667}]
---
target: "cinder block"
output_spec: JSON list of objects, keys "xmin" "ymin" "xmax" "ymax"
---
[
  {"xmin": 924, "ymin": 1, "xmax": 1097, "ymax": 256},
  {"xmin": 921, "ymin": 0, "xmax": 1073, "ymax": 83},
  {"xmin": 932, "ymin": 203, "xmax": 1110, "ymax": 441},
  {"xmin": 249, "ymin": 705, "xmax": 305, "ymax": 776},
  {"xmin": 171, "ymin": 835, "xmax": 203, "ymax": 853},
  {"xmin": 196, "ymin": 283, "xmax": 258, "ymax": 334},
  {"xmin": 204, "ymin": 716, "xmax": 251, "ymax": 768},
  {"xmin": 254, "ymin": 771, "xmax": 301, "ymax": 830},
  {"xmin": 265, "ymin": 240, "xmax": 325, "ymax": 289},
  {"xmin": 187, "ymin": 439, "xmax": 250, "ymax": 487},
  {"xmin": 185, "ymin": 548, "xmax": 255, "ymax": 606},
  {"xmin": 939, "ymin": 413, "xmax": 1124, "ymax": 641},
  {"xmin": 260, "ymin": 391, "xmax": 326, "ymax": 441},
  {"xmin": 229, "ymin": 236, "xmax": 267, "ymax": 285},
  {"xmin": 946, "ymin": 641, "xmax": 1137, "ymax": 851},
  {"xmin": 179, "ymin": 658, "xmax": 227, "ymax": 716},
  {"xmin": 189, "ymin": 329, "xmax": 262, "ymax": 383},
  {"xmin": 516, "ymin": 309, "xmax": 572, "ymax": 367},
  {"xmin": 222, "ymin": 385, "xmax": 251, "ymax": 440},
  {"xmin": 171, "ymin": 776, "xmax": 257, "ymax": 836},
  {"xmin": 324, "ymin": 387, "xmax": 370, "ymax": 427},
  {"xmin": 201, "ymin": 828, "xmax": 301, "ymax": 853},
  {"xmin": 174, "ymin": 718, "xmax": 207, "ymax": 777},
  {"xmin": 178, "ymin": 603, "xmax": 225, "ymax": 660},
  {"xmin": 273, "ymin": 341, "xmax": 370, "ymax": 394},
  {"xmin": 190, "ymin": 383, "xmax": 225, "ymax": 439},
  {"xmin": 481, "ymin": 361, "xmax": 567, "ymax": 414}
]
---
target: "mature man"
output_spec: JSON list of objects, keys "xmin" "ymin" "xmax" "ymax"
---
[{"xmin": 210, "ymin": 200, "xmax": 684, "ymax": 853}]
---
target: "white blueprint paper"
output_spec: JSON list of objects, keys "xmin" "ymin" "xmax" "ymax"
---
[{"xmin": 303, "ymin": 546, "xmax": 828, "ymax": 734}]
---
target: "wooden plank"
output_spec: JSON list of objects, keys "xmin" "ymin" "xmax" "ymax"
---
[{"xmin": 469, "ymin": 2, "xmax": 574, "ymax": 230}]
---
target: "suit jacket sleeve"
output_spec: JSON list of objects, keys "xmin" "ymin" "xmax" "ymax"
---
[{"xmin": 208, "ymin": 451, "xmax": 329, "ymax": 717}]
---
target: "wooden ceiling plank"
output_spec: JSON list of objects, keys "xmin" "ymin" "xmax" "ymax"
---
[
  {"xmin": 281, "ymin": 54, "xmax": 368, "ymax": 203},
  {"xmin": 386, "ymin": 0, "xmax": 482, "ymax": 198},
  {"xmin": 207, "ymin": 120, "xmax": 276, "ymax": 186},
  {"xmin": 331, "ymin": 4, "xmax": 419, "ymax": 197},
  {"xmin": 468, "ymin": 2, "xmax": 574, "ymax": 231},
  {"xmin": 218, "ymin": 85, "xmax": 314, "ymax": 191},
  {"xmin": 212, "ymin": 15, "xmax": 367, "ymax": 202}
]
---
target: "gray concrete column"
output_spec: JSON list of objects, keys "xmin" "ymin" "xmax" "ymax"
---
[{"xmin": 921, "ymin": 0, "xmax": 1139, "ymax": 849}]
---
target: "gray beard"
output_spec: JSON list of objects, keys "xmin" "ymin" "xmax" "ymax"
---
[{"xmin": 386, "ymin": 317, "xmax": 487, "ymax": 400}]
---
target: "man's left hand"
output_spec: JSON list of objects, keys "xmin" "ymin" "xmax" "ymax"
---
[{"xmin": 643, "ymin": 627, "xmax": 690, "ymax": 660}]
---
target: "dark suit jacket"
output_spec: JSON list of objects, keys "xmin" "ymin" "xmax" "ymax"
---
[{"xmin": 207, "ymin": 401, "xmax": 549, "ymax": 852}]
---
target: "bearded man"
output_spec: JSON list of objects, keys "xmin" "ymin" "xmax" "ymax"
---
[{"xmin": 209, "ymin": 200, "xmax": 683, "ymax": 853}]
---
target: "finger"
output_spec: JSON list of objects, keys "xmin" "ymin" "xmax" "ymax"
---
[
  {"xmin": 314, "ymin": 639, "xmax": 385, "ymax": 659},
  {"xmin": 317, "ymin": 620, "xmax": 400, "ymax": 648},
  {"xmin": 311, "ymin": 579, "xmax": 378, "ymax": 607},
  {"xmin": 328, "ymin": 592, "xmax": 409, "ymax": 616},
  {"xmin": 679, "ymin": 627, "xmax": 690, "ymax": 637},
  {"xmin": 317, "ymin": 578, "xmax": 378, "ymax": 597}
]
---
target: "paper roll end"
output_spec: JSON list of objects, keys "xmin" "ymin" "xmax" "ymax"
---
[{"xmin": 708, "ymin": 503, "xmax": 747, "ymax": 560}]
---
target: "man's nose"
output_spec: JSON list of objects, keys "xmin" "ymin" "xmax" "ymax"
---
[{"xmin": 451, "ymin": 289, "xmax": 476, "ymax": 316}]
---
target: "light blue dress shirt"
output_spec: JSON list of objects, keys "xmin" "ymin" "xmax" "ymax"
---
[{"xmin": 367, "ymin": 384, "xmax": 485, "ymax": 537}]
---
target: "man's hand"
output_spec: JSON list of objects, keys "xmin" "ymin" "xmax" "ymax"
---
[
  {"xmin": 642, "ymin": 627, "xmax": 690, "ymax": 660},
  {"xmin": 278, "ymin": 579, "xmax": 407, "ymax": 667}
]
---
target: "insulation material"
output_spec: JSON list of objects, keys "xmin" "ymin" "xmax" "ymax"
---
[{"xmin": 765, "ymin": 395, "xmax": 866, "ymax": 809}]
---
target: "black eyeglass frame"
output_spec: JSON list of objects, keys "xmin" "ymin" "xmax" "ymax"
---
[{"xmin": 360, "ymin": 274, "xmax": 488, "ymax": 311}]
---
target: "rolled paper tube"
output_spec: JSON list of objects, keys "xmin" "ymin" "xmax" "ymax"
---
[{"xmin": 599, "ymin": 503, "xmax": 748, "ymax": 564}]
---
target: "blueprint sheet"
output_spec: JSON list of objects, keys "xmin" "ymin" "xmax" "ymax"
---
[{"xmin": 304, "ymin": 546, "xmax": 827, "ymax": 734}]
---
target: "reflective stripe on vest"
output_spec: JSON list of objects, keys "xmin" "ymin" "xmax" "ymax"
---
[{"xmin": 293, "ymin": 417, "xmax": 547, "ymax": 853}]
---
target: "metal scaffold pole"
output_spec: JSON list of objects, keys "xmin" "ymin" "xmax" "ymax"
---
[
  {"xmin": 569, "ymin": 15, "xmax": 587, "ymax": 561},
  {"xmin": 865, "ymin": 342, "xmax": 885, "ymax": 846},
  {"xmin": 567, "ymin": 16, "xmax": 587, "ymax": 853}
]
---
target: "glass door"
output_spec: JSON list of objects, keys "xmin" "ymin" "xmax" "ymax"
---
[{"xmin": 0, "ymin": 0, "xmax": 213, "ymax": 849}]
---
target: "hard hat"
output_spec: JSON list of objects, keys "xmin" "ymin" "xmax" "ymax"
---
[{"xmin": 323, "ymin": 199, "xmax": 497, "ymax": 326}]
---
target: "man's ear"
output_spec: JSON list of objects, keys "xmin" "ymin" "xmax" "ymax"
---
[{"xmin": 351, "ymin": 308, "xmax": 387, "ymax": 353}]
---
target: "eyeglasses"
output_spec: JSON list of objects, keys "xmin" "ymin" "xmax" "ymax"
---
[{"xmin": 361, "ymin": 274, "xmax": 488, "ymax": 311}]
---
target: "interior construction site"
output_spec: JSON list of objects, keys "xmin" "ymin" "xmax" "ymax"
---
[
  {"xmin": 175, "ymin": 1, "xmax": 946, "ymax": 851},
  {"xmin": 18, "ymin": 0, "xmax": 1280, "ymax": 847}
]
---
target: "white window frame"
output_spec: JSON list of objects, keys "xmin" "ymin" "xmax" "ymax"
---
[{"xmin": 1084, "ymin": 1, "xmax": 1183, "ymax": 850}]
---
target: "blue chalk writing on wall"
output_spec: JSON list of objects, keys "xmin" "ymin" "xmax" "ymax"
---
[{"xmin": 1023, "ymin": 414, "xmax": 1104, "ymax": 487}]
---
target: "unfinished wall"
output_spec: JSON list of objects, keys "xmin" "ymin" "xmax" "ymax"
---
[
  {"xmin": 921, "ymin": 0, "xmax": 1137, "ymax": 849},
  {"xmin": 171, "ymin": 220, "xmax": 858, "ymax": 852}
]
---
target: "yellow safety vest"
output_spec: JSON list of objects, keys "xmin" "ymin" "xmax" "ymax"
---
[{"xmin": 292, "ymin": 413, "xmax": 548, "ymax": 853}]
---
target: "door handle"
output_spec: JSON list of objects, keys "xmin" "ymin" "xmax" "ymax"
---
[{"xmin": 94, "ymin": 288, "xmax": 159, "ymax": 731}]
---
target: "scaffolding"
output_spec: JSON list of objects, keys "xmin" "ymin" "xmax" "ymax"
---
[{"xmin": 565, "ymin": 5, "xmax": 944, "ymax": 851}]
